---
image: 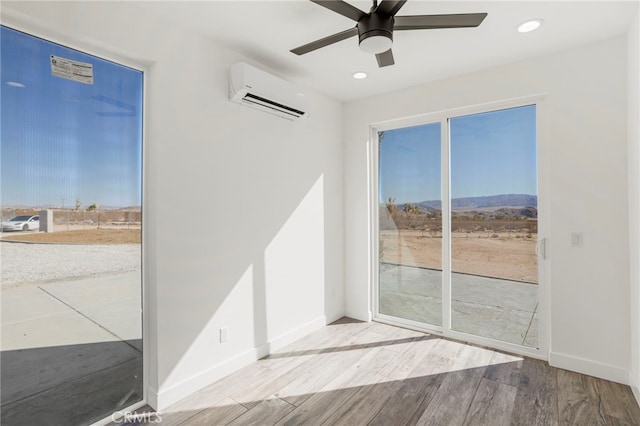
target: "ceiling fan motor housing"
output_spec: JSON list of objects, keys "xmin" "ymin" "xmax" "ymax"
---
[
  {"xmin": 290, "ymin": 1, "xmax": 488, "ymax": 67},
  {"xmin": 358, "ymin": 13, "xmax": 395, "ymax": 49}
]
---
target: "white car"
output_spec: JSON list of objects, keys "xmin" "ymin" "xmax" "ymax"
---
[{"xmin": 1, "ymin": 215, "xmax": 40, "ymax": 232}]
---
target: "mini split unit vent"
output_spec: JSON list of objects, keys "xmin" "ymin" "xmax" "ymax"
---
[{"xmin": 229, "ymin": 62, "xmax": 308, "ymax": 120}]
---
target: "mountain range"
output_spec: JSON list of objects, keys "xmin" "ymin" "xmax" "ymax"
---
[{"xmin": 411, "ymin": 194, "xmax": 537, "ymax": 210}]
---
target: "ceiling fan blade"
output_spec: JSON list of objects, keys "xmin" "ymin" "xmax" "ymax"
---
[
  {"xmin": 376, "ymin": 49, "xmax": 395, "ymax": 67},
  {"xmin": 394, "ymin": 13, "xmax": 488, "ymax": 30},
  {"xmin": 290, "ymin": 27, "xmax": 358, "ymax": 55},
  {"xmin": 375, "ymin": 0, "xmax": 407, "ymax": 17},
  {"xmin": 310, "ymin": 0, "xmax": 367, "ymax": 22}
]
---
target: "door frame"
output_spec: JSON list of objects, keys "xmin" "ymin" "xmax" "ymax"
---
[
  {"xmin": 370, "ymin": 95, "xmax": 550, "ymax": 360},
  {"xmin": 1, "ymin": 12, "xmax": 151, "ymax": 423}
]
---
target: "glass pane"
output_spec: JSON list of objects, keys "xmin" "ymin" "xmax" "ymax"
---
[
  {"xmin": 1, "ymin": 26, "xmax": 143, "ymax": 425},
  {"xmin": 449, "ymin": 105, "xmax": 538, "ymax": 348},
  {"xmin": 378, "ymin": 123, "xmax": 442, "ymax": 326}
]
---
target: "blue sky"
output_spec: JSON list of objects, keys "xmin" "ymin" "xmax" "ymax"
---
[
  {"xmin": 379, "ymin": 122, "xmax": 442, "ymax": 205},
  {"xmin": 1, "ymin": 26, "xmax": 143, "ymax": 208},
  {"xmin": 379, "ymin": 105, "xmax": 537, "ymax": 204}
]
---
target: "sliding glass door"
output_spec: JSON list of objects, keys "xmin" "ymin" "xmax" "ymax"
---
[
  {"xmin": 378, "ymin": 123, "xmax": 442, "ymax": 327},
  {"xmin": 450, "ymin": 106, "xmax": 539, "ymax": 348},
  {"xmin": 375, "ymin": 102, "xmax": 541, "ymax": 353}
]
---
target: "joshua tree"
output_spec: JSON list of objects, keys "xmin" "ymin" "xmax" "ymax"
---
[
  {"xmin": 385, "ymin": 197, "xmax": 396, "ymax": 215},
  {"xmin": 403, "ymin": 203, "xmax": 420, "ymax": 228},
  {"xmin": 420, "ymin": 214, "xmax": 430, "ymax": 237},
  {"xmin": 403, "ymin": 203, "xmax": 419, "ymax": 214}
]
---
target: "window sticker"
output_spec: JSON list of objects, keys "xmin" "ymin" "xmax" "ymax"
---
[{"xmin": 50, "ymin": 55, "xmax": 94, "ymax": 84}]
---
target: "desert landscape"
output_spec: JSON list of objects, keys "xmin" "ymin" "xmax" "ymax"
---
[
  {"xmin": 1, "ymin": 207, "xmax": 141, "ymax": 244},
  {"xmin": 2, "ymin": 197, "xmax": 537, "ymax": 282},
  {"xmin": 380, "ymin": 229, "xmax": 537, "ymax": 283},
  {"xmin": 2, "ymin": 228, "xmax": 140, "ymax": 244},
  {"xmin": 379, "ymin": 194, "xmax": 538, "ymax": 283},
  {"xmin": 1, "ymin": 207, "xmax": 142, "ymax": 287}
]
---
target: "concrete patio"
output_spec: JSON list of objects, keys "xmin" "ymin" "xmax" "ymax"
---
[
  {"xmin": 0, "ymin": 271, "xmax": 143, "ymax": 425},
  {"xmin": 379, "ymin": 263, "xmax": 538, "ymax": 348}
]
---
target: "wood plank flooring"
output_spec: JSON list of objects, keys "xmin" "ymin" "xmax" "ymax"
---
[{"xmin": 128, "ymin": 318, "xmax": 640, "ymax": 425}]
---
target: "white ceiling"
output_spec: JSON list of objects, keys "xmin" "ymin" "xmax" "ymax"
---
[{"xmin": 136, "ymin": 0, "xmax": 638, "ymax": 101}]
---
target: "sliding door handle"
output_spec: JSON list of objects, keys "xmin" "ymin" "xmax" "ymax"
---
[{"xmin": 536, "ymin": 238, "xmax": 546, "ymax": 259}]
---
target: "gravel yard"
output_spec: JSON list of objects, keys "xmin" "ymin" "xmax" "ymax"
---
[{"xmin": 0, "ymin": 242, "xmax": 141, "ymax": 289}]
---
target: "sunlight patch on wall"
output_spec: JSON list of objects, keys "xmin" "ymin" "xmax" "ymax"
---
[{"xmin": 265, "ymin": 175, "xmax": 326, "ymax": 340}]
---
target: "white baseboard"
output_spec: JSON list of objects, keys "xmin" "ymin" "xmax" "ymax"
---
[
  {"xmin": 264, "ymin": 315, "xmax": 328, "ymax": 354},
  {"xmin": 325, "ymin": 312, "xmax": 345, "ymax": 325},
  {"xmin": 147, "ymin": 386, "xmax": 159, "ymax": 410},
  {"xmin": 549, "ymin": 351, "xmax": 629, "ymax": 385},
  {"xmin": 343, "ymin": 309, "xmax": 372, "ymax": 322},
  {"xmin": 632, "ymin": 385, "xmax": 640, "ymax": 408},
  {"xmin": 152, "ymin": 346, "xmax": 262, "ymax": 410},
  {"xmin": 151, "ymin": 315, "xmax": 327, "ymax": 410}
]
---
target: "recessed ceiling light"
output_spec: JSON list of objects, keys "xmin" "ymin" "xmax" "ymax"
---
[
  {"xmin": 6, "ymin": 81, "xmax": 26, "ymax": 88},
  {"xmin": 352, "ymin": 72, "xmax": 368, "ymax": 80},
  {"xmin": 518, "ymin": 19, "xmax": 544, "ymax": 33}
]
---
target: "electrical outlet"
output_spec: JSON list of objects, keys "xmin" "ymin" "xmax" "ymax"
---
[{"xmin": 220, "ymin": 327, "xmax": 229, "ymax": 343}]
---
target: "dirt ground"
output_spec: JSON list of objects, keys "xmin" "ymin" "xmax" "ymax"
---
[
  {"xmin": 380, "ymin": 229, "xmax": 538, "ymax": 283},
  {"xmin": 1, "ymin": 229, "xmax": 141, "ymax": 244},
  {"xmin": 4, "ymin": 228, "xmax": 534, "ymax": 279}
]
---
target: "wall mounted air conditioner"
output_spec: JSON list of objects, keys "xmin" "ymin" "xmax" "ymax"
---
[{"xmin": 229, "ymin": 62, "xmax": 308, "ymax": 121}]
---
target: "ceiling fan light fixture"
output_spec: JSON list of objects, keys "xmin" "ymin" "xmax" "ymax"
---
[
  {"xmin": 359, "ymin": 34, "xmax": 393, "ymax": 54},
  {"xmin": 518, "ymin": 18, "xmax": 544, "ymax": 33},
  {"xmin": 290, "ymin": 1, "xmax": 488, "ymax": 68},
  {"xmin": 358, "ymin": 13, "xmax": 395, "ymax": 54}
]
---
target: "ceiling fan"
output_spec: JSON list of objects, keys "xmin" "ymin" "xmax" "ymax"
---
[{"xmin": 291, "ymin": 0, "xmax": 487, "ymax": 67}]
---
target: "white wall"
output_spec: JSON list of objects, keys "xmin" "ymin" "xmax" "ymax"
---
[
  {"xmin": 1, "ymin": 1, "xmax": 345, "ymax": 410},
  {"xmin": 628, "ymin": 3, "xmax": 640, "ymax": 404},
  {"xmin": 344, "ymin": 37, "xmax": 630, "ymax": 384}
]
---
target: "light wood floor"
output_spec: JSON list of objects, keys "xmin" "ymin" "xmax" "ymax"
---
[{"xmin": 138, "ymin": 318, "xmax": 640, "ymax": 425}]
